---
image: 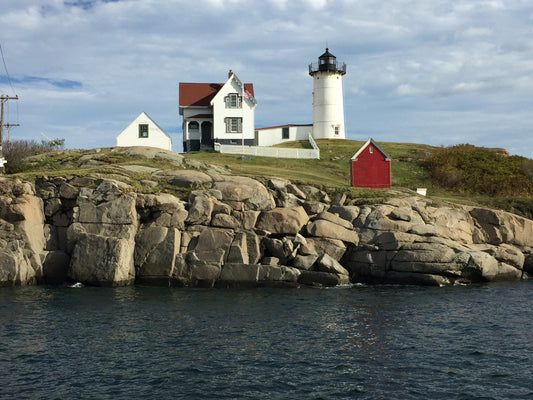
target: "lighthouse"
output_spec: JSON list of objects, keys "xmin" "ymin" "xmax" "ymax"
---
[{"xmin": 309, "ymin": 48, "xmax": 346, "ymax": 139}]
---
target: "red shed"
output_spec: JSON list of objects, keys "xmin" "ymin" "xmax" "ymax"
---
[{"xmin": 350, "ymin": 138, "xmax": 391, "ymax": 188}]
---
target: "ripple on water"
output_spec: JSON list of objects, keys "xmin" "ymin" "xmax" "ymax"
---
[{"xmin": 0, "ymin": 282, "xmax": 532, "ymax": 399}]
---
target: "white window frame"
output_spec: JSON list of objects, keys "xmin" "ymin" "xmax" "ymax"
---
[
  {"xmin": 225, "ymin": 93, "xmax": 242, "ymax": 109},
  {"xmin": 225, "ymin": 117, "xmax": 242, "ymax": 133}
]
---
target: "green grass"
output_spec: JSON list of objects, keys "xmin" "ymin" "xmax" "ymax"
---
[
  {"xmin": 187, "ymin": 139, "xmax": 436, "ymax": 190},
  {"xmin": 9, "ymin": 139, "xmax": 533, "ymax": 218}
]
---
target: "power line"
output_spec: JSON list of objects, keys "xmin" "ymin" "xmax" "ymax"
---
[{"xmin": 0, "ymin": 43, "xmax": 16, "ymax": 95}]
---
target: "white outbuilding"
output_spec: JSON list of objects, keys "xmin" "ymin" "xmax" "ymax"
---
[{"xmin": 116, "ymin": 112, "xmax": 172, "ymax": 151}]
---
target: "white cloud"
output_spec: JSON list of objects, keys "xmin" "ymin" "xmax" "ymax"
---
[{"xmin": 1, "ymin": 0, "xmax": 533, "ymax": 156}]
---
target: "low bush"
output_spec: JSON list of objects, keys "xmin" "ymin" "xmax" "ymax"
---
[
  {"xmin": 2, "ymin": 139, "xmax": 64, "ymax": 174},
  {"xmin": 422, "ymin": 144, "xmax": 533, "ymax": 197}
]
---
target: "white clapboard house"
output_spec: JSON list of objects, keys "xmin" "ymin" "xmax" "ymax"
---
[
  {"xmin": 179, "ymin": 71, "xmax": 257, "ymax": 152},
  {"xmin": 116, "ymin": 112, "xmax": 172, "ymax": 151}
]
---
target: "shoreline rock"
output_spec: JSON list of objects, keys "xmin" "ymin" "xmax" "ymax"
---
[{"xmin": 1, "ymin": 172, "xmax": 532, "ymax": 288}]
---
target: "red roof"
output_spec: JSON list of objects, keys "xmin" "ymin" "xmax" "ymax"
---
[
  {"xmin": 187, "ymin": 114, "xmax": 213, "ymax": 119},
  {"xmin": 179, "ymin": 82, "xmax": 255, "ymax": 107}
]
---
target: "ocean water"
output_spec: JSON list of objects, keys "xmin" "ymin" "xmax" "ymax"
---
[{"xmin": 1, "ymin": 282, "xmax": 532, "ymax": 399}]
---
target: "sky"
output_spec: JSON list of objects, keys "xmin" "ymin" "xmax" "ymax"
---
[{"xmin": 1, "ymin": 0, "xmax": 533, "ymax": 157}]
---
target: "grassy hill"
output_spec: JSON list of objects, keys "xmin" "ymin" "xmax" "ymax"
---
[
  {"xmin": 186, "ymin": 139, "xmax": 533, "ymax": 217},
  {"xmin": 5, "ymin": 138, "xmax": 533, "ymax": 218}
]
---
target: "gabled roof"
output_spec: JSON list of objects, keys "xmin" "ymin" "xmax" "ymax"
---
[
  {"xmin": 117, "ymin": 111, "xmax": 171, "ymax": 140},
  {"xmin": 179, "ymin": 82, "xmax": 255, "ymax": 107},
  {"xmin": 351, "ymin": 138, "xmax": 391, "ymax": 161}
]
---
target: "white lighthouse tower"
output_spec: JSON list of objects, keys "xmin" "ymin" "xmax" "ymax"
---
[{"xmin": 309, "ymin": 48, "xmax": 346, "ymax": 139}]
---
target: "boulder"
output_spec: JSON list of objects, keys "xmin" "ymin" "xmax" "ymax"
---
[
  {"xmin": 217, "ymin": 263, "xmax": 261, "ymax": 287},
  {"xmin": 69, "ymin": 233, "xmax": 135, "ymax": 286},
  {"xmin": 211, "ymin": 213, "xmax": 241, "ymax": 229},
  {"xmin": 471, "ymin": 207, "xmax": 533, "ymax": 247},
  {"xmin": 172, "ymin": 252, "xmax": 221, "ymax": 288},
  {"xmin": 263, "ymin": 237, "xmax": 290, "ymax": 265},
  {"xmin": 293, "ymin": 254, "xmax": 318, "ymax": 270},
  {"xmin": 304, "ymin": 237, "xmax": 346, "ymax": 261},
  {"xmin": 297, "ymin": 270, "xmax": 350, "ymax": 287},
  {"xmin": 185, "ymin": 192, "xmax": 214, "ymax": 226},
  {"xmin": 384, "ymin": 271, "xmax": 452, "ymax": 286},
  {"xmin": 213, "ymin": 176, "xmax": 275, "ymax": 211},
  {"xmin": 306, "ymin": 219, "xmax": 359, "ymax": 245},
  {"xmin": 302, "ymin": 201, "xmax": 329, "ymax": 216},
  {"xmin": 154, "ymin": 169, "xmax": 213, "ymax": 188},
  {"xmin": 0, "ymin": 229, "xmax": 37, "ymax": 286},
  {"xmin": 315, "ymin": 254, "xmax": 350, "ymax": 276},
  {"xmin": 256, "ymin": 206, "xmax": 309, "ymax": 235},
  {"xmin": 6, "ymin": 193, "xmax": 46, "ymax": 271},
  {"xmin": 258, "ymin": 265, "xmax": 301, "ymax": 286},
  {"xmin": 328, "ymin": 205, "xmax": 360, "ymax": 223},
  {"xmin": 226, "ymin": 231, "xmax": 250, "ymax": 264},
  {"xmin": 135, "ymin": 226, "xmax": 181, "ymax": 284}
]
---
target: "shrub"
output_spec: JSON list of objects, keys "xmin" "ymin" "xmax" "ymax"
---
[
  {"xmin": 422, "ymin": 144, "xmax": 533, "ymax": 197},
  {"xmin": 2, "ymin": 139, "xmax": 64, "ymax": 174}
]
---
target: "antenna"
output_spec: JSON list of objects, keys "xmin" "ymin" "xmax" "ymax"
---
[{"xmin": 40, "ymin": 132, "xmax": 62, "ymax": 149}]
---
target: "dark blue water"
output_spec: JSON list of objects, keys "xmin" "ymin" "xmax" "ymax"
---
[{"xmin": 1, "ymin": 282, "xmax": 532, "ymax": 399}]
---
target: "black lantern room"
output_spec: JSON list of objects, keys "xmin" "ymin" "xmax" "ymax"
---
[{"xmin": 309, "ymin": 48, "xmax": 346, "ymax": 75}]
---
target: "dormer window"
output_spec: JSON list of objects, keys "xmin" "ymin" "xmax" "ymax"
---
[{"xmin": 225, "ymin": 93, "xmax": 242, "ymax": 109}]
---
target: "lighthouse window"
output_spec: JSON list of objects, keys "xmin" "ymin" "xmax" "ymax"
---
[
  {"xmin": 225, "ymin": 117, "xmax": 242, "ymax": 133},
  {"xmin": 225, "ymin": 93, "xmax": 242, "ymax": 109},
  {"xmin": 334, "ymin": 126, "xmax": 339, "ymax": 136}
]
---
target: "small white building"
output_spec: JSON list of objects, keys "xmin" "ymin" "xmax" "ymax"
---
[
  {"xmin": 116, "ymin": 112, "xmax": 172, "ymax": 151},
  {"xmin": 179, "ymin": 71, "xmax": 257, "ymax": 152},
  {"xmin": 254, "ymin": 124, "xmax": 313, "ymax": 146}
]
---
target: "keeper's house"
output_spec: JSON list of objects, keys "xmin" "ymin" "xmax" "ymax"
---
[
  {"xmin": 351, "ymin": 138, "xmax": 391, "ymax": 188},
  {"xmin": 179, "ymin": 71, "xmax": 257, "ymax": 152}
]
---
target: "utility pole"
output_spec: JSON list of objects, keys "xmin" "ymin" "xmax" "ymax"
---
[
  {"xmin": 0, "ymin": 94, "xmax": 18, "ymax": 154},
  {"xmin": 5, "ymin": 123, "xmax": 20, "ymax": 142}
]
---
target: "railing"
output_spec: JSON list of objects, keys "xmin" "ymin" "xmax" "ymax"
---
[
  {"xmin": 308, "ymin": 133, "xmax": 319, "ymax": 151},
  {"xmin": 215, "ymin": 140, "xmax": 320, "ymax": 160},
  {"xmin": 309, "ymin": 62, "xmax": 346, "ymax": 75}
]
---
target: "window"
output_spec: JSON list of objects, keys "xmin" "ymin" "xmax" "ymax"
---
[
  {"xmin": 188, "ymin": 121, "xmax": 199, "ymax": 131},
  {"xmin": 138, "ymin": 124, "xmax": 149, "ymax": 138},
  {"xmin": 334, "ymin": 126, "xmax": 339, "ymax": 136},
  {"xmin": 282, "ymin": 127, "xmax": 289, "ymax": 139},
  {"xmin": 225, "ymin": 93, "xmax": 242, "ymax": 108},
  {"xmin": 225, "ymin": 117, "xmax": 242, "ymax": 133},
  {"xmin": 369, "ymin": 146, "xmax": 374, "ymax": 154}
]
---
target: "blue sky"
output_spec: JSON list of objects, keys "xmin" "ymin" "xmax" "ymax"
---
[{"xmin": 1, "ymin": 0, "xmax": 533, "ymax": 156}]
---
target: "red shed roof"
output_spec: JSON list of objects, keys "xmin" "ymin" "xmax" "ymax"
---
[
  {"xmin": 351, "ymin": 138, "xmax": 391, "ymax": 161},
  {"xmin": 179, "ymin": 82, "xmax": 255, "ymax": 107}
]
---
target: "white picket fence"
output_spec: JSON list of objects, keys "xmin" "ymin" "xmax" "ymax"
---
[{"xmin": 214, "ymin": 134, "xmax": 320, "ymax": 160}]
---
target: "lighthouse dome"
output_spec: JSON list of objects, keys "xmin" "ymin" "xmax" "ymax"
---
[{"xmin": 309, "ymin": 48, "xmax": 346, "ymax": 75}]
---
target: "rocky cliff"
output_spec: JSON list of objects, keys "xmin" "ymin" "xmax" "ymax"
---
[{"xmin": 1, "ymin": 155, "xmax": 533, "ymax": 288}]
